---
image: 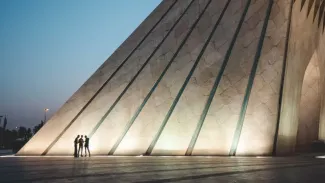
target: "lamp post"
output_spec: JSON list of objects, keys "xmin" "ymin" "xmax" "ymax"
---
[{"xmin": 44, "ymin": 108, "xmax": 49, "ymax": 123}]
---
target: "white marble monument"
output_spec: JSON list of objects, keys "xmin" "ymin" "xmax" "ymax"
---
[{"xmin": 18, "ymin": 0, "xmax": 325, "ymax": 156}]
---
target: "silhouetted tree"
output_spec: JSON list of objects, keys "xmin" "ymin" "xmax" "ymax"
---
[
  {"xmin": 18, "ymin": 127, "xmax": 27, "ymax": 139},
  {"xmin": 0, "ymin": 119, "xmax": 44, "ymax": 151},
  {"xmin": 0, "ymin": 127, "xmax": 3, "ymax": 148},
  {"xmin": 3, "ymin": 129, "xmax": 18, "ymax": 149},
  {"xmin": 2, "ymin": 126, "xmax": 33, "ymax": 151},
  {"xmin": 33, "ymin": 121, "xmax": 44, "ymax": 134},
  {"xmin": 27, "ymin": 128, "xmax": 32, "ymax": 139}
]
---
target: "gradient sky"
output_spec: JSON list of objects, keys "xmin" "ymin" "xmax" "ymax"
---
[{"xmin": 0, "ymin": 0, "xmax": 162, "ymax": 129}]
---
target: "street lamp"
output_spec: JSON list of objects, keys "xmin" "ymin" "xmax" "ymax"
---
[{"xmin": 44, "ymin": 108, "xmax": 49, "ymax": 123}]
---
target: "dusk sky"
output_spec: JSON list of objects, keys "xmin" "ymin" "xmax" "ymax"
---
[{"xmin": 0, "ymin": 0, "xmax": 162, "ymax": 129}]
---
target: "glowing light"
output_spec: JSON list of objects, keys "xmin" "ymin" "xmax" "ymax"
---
[
  {"xmin": 315, "ymin": 155, "xmax": 325, "ymax": 159},
  {"xmin": 256, "ymin": 156, "xmax": 271, "ymax": 158}
]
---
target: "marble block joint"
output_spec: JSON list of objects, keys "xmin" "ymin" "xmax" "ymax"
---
[{"xmin": 18, "ymin": 0, "xmax": 325, "ymax": 156}]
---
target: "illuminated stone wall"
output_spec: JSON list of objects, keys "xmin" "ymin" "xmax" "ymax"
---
[
  {"xmin": 276, "ymin": 0, "xmax": 325, "ymax": 155},
  {"xmin": 18, "ymin": 0, "xmax": 325, "ymax": 156},
  {"xmin": 17, "ymin": 0, "xmax": 179, "ymax": 155},
  {"xmin": 296, "ymin": 53, "xmax": 320, "ymax": 152},
  {"xmin": 236, "ymin": 0, "xmax": 290, "ymax": 156},
  {"xmin": 318, "ymin": 29, "xmax": 325, "ymax": 141},
  {"xmin": 48, "ymin": 0, "xmax": 194, "ymax": 156}
]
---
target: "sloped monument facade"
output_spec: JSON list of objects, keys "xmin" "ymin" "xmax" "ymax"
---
[{"xmin": 18, "ymin": 0, "xmax": 325, "ymax": 156}]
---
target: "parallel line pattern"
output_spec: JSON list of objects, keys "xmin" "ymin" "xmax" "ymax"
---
[
  {"xmin": 229, "ymin": 0, "xmax": 274, "ymax": 156},
  {"xmin": 184, "ymin": 0, "xmax": 252, "ymax": 156},
  {"xmin": 184, "ymin": 0, "xmax": 232, "ymax": 156},
  {"xmin": 313, "ymin": 0, "xmax": 322, "ymax": 22},
  {"xmin": 318, "ymin": 1, "xmax": 325, "ymax": 27},
  {"xmin": 272, "ymin": 0, "xmax": 295, "ymax": 156},
  {"xmin": 146, "ymin": 0, "xmax": 232, "ymax": 156},
  {"xmin": 106, "ymin": 0, "xmax": 197, "ymax": 155},
  {"xmin": 41, "ymin": 0, "xmax": 178, "ymax": 156},
  {"xmin": 145, "ymin": 0, "xmax": 214, "ymax": 156},
  {"xmin": 87, "ymin": 0, "xmax": 196, "ymax": 139}
]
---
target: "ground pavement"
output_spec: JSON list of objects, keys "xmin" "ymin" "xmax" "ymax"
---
[{"xmin": 0, "ymin": 155, "xmax": 325, "ymax": 182}]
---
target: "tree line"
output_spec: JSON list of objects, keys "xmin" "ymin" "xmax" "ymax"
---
[{"xmin": 0, "ymin": 121, "xmax": 44, "ymax": 152}]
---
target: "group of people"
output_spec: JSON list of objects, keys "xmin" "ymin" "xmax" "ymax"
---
[{"xmin": 74, "ymin": 135, "xmax": 90, "ymax": 157}]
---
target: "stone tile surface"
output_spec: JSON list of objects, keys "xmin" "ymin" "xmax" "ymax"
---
[
  {"xmin": 236, "ymin": 0, "xmax": 290, "ymax": 156},
  {"xmin": 48, "ymin": 0, "xmax": 192, "ymax": 156},
  {"xmin": 194, "ymin": 0, "xmax": 268, "ymax": 155},
  {"xmin": 151, "ymin": 0, "xmax": 228, "ymax": 156},
  {"xmin": 317, "ymin": 25, "xmax": 325, "ymax": 140},
  {"xmin": 277, "ymin": 0, "xmax": 324, "ymax": 155},
  {"xmin": 91, "ymin": 0, "xmax": 199, "ymax": 155},
  {"xmin": 1, "ymin": 156, "xmax": 325, "ymax": 182},
  {"xmin": 296, "ymin": 52, "xmax": 321, "ymax": 152},
  {"xmin": 115, "ymin": 0, "xmax": 211, "ymax": 155}
]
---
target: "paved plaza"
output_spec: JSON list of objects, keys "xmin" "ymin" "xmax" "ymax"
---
[{"xmin": 1, "ymin": 156, "xmax": 325, "ymax": 182}]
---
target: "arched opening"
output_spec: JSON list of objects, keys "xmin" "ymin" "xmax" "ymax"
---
[{"xmin": 296, "ymin": 52, "xmax": 321, "ymax": 152}]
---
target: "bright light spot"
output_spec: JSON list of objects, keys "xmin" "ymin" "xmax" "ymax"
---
[
  {"xmin": 315, "ymin": 155, "xmax": 325, "ymax": 158},
  {"xmin": 256, "ymin": 156, "xmax": 271, "ymax": 158},
  {"xmin": 0, "ymin": 154, "xmax": 15, "ymax": 158}
]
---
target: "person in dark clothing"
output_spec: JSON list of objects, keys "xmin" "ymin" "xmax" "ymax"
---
[
  {"xmin": 74, "ymin": 135, "xmax": 80, "ymax": 157},
  {"xmin": 84, "ymin": 135, "xmax": 90, "ymax": 157},
  {"xmin": 78, "ymin": 135, "xmax": 84, "ymax": 157}
]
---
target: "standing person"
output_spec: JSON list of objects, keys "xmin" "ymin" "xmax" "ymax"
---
[
  {"xmin": 74, "ymin": 135, "xmax": 80, "ymax": 158},
  {"xmin": 84, "ymin": 135, "xmax": 90, "ymax": 157},
  {"xmin": 78, "ymin": 135, "xmax": 84, "ymax": 157}
]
